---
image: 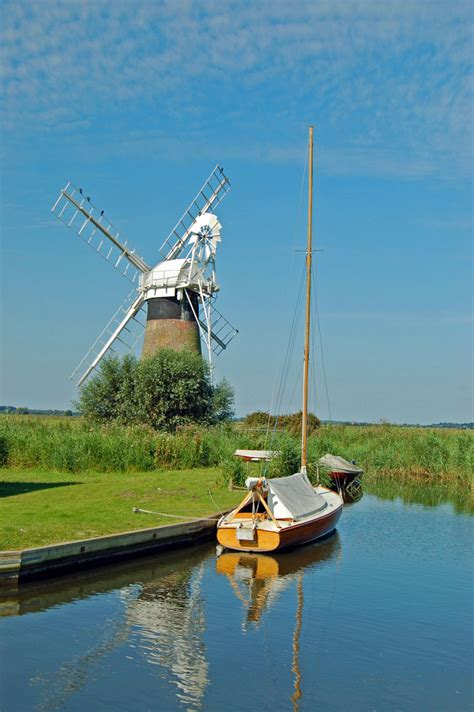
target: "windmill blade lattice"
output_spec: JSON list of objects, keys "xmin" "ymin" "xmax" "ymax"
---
[
  {"xmin": 71, "ymin": 290, "xmax": 146, "ymax": 386},
  {"xmin": 185, "ymin": 291, "xmax": 238, "ymax": 355},
  {"xmin": 160, "ymin": 165, "xmax": 230, "ymax": 261},
  {"xmin": 52, "ymin": 182, "xmax": 150, "ymax": 284}
]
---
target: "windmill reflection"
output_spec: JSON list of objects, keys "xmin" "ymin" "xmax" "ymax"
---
[
  {"xmin": 1, "ymin": 546, "xmax": 213, "ymax": 712},
  {"xmin": 125, "ymin": 557, "xmax": 209, "ymax": 711}
]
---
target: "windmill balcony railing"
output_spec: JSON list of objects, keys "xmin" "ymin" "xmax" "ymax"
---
[
  {"xmin": 140, "ymin": 268, "xmax": 214, "ymax": 294},
  {"xmin": 140, "ymin": 270, "xmax": 188, "ymax": 290}
]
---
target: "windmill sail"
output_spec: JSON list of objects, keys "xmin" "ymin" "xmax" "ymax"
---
[
  {"xmin": 184, "ymin": 291, "xmax": 237, "ymax": 355},
  {"xmin": 52, "ymin": 182, "xmax": 150, "ymax": 284},
  {"xmin": 199, "ymin": 304, "xmax": 238, "ymax": 355},
  {"xmin": 71, "ymin": 290, "xmax": 146, "ymax": 386},
  {"xmin": 160, "ymin": 165, "xmax": 230, "ymax": 261}
]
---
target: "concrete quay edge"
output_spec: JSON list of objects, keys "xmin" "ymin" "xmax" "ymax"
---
[{"xmin": 0, "ymin": 513, "xmax": 222, "ymax": 589}]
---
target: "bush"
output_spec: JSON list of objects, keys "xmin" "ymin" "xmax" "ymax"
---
[
  {"xmin": 243, "ymin": 410, "xmax": 320, "ymax": 435},
  {"xmin": 266, "ymin": 436, "xmax": 301, "ymax": 478},
  {"xmin": 221, "ymin": 455, "xmax": 247, "ymax": 488},
  {"xmin": 76, "ymin": 350, "xmax": 234, "ymax": 432}
]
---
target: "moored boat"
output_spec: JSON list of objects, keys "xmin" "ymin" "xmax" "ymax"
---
[
  {"xmin": 217, "ymin": 475, "xmax": 342, "ymax": 552},
  {"xmin": 318, "ymin": 453, "xmax": 364, "ymax": 487},
  {"xmin": 217, "ymin": 127, "xmax": 344, "ymax": 553}
]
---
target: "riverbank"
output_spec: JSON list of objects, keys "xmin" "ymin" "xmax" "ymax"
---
[
  {"xmin": 0, "ymin": 467, "xmax": 241, "ymax": 551},
  {"xmin": 1, "ymin": 462, "xmax": 472, "ymax": 553},
  {"xmin": 1, "ymin": 418, "xmax": 472, "ymax": 550}
]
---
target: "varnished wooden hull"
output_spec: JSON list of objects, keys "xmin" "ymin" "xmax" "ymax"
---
[{"xmin": 217, "ymin": 503, "xmax": 342, "ymax": 553}]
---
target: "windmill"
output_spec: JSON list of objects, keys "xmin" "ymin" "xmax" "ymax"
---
[{"xmin": 51, "ymin": 166, "xmax": 237, "ymax": 386}]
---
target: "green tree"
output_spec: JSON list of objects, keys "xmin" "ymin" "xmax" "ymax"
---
[
  {"xmin": 76, "ymin": 356, "xmax": 124, "ymax": 422},
  {"xmin": 210, "ymin": 378, "xmax": 234, "ymax": 424},
  {"xmin": 76, "ymin": 350, "xmax": 234, "ymax": 432},
  {"xmin": 243, "ymin": 410, "xmax": 320, "ymax": 434},
  {"xmin": 243, "ymin": 411, "xmax": 271, "ymax": 429}
]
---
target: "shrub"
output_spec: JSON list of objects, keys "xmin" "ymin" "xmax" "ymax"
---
[
  {"xmin": 243, "ymin": 410, "xmax": 320, "ymax": 435},
  {"xmin": 76, "ymin": 350, "xmax": 234, "ymax": 432}
]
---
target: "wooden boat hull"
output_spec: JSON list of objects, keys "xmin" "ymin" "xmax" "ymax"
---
[
  {"xmin": 329, "ymin": 471, "xmax": 360, "ymax": 486},
  {"xmin": 217, "ymin": 503, "xmax": 342, "ymax": 553}
]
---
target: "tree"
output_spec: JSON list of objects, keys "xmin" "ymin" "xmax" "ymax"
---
[
  {"xmin": 210, "ymin": 379, "xmax": 235, "ymax": 424},
  {"xmin": 243, "ymin": 410, "xmax": 320, "ymax": 434},
  {"xmin": 243, "ymin": 411, "xmax": 271, "ymax": 429},
  {"xmin": 76, "ymin": 356, "xmax": 125, "ymax": 422},
  {"xmin": 76, "ymin": 350, "xmax": 234, "ymax": 432}
]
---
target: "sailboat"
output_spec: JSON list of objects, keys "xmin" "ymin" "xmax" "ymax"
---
[{"xmin": 217, "ymin": 127, "xmax": 344, "ymax": 553}]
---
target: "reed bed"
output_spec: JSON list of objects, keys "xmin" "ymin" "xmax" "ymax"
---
[{"xmin": 0, "ymin": 417, "xmax": 471, "ymax": 495}]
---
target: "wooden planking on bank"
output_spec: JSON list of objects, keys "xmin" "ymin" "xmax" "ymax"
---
[{"xmin": 0, "ymin": 515, "xmax": 220, "ymax": 588}]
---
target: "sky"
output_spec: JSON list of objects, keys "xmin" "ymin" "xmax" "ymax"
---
[{"xmin": 0, "ymin": 0, "xmax": 472, "ymax": 424}]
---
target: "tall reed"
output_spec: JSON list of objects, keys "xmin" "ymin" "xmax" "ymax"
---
[{"xmin": 0, "ymin": 417, "xmax": 471, "ymax": 495}]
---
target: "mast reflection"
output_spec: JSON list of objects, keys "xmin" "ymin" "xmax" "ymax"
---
[{"xmin": 216, "ymin": 533, "xmax": 341, "ymax": 712}]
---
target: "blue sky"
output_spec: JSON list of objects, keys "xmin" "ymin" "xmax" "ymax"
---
[{"xmin": 1, "ymin": 0, "xmax": 472, "ymax": 423}]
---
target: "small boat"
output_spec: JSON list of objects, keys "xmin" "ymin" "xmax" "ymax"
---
[
  {"xmin": 233, "ymin": 449, "xmax": 279, "ymax": 462},
  {"xmin": 318, "ymin": 453, "xmax": 364, "ymax": 488},
  {"xmin": 217, "ymin": 127, "xmax": 344, "ymax": 553}
]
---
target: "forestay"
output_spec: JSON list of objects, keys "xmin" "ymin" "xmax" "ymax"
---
[{"xmin": 266, "ymin": 472, "xmax": 328, "ymax": 521}]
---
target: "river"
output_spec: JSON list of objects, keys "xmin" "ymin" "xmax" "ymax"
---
[{"xmin": 1, "ymin": 491, "xmax": 472, "ymax": 711}]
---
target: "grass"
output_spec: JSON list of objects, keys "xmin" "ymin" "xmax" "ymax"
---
[
  {"xmin": 0, "ymin": 417, "xmax": 472, "ymax": 550},
  {"xmin": 0, "ymin": 416, "xmax": 242, "ymax": 472},
  {"xmin": 0, "ymin": 467, "xmax": 242, "ymax": 550}
]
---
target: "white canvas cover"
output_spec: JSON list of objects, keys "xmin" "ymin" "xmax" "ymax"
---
[
  {"xmin": 266, "ymin": 472, "xmax": 328, "ymax": 521},
  {"xmin": 235, "ymin": 449, "xmax": 279, "ymax": 462},
  {"xmin": 318, "ymin": 454, "xmax": 363, "ymax": 474}
]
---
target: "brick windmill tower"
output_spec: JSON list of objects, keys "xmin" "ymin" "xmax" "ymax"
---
[{"xmin": 52, "ymin": 166, "xmax": 237, "ymax": 385}]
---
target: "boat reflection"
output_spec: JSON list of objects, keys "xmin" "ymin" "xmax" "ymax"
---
[
  {"xmin": 216, "ymin": 532, "xmax": 341, "ymax": 627},
  {"xmin": 217, "ymin": 533, "xmax": 341, "ymax": 711}
]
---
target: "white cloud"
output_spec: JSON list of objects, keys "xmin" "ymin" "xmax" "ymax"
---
[{"xmin": 0, "ymin": 0, "xmax": 472, "ymax": 178}]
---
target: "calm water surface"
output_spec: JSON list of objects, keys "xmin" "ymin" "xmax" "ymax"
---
[{"xmin": 1, "ymin": 493, "xmax": 472, "ymax": 711}]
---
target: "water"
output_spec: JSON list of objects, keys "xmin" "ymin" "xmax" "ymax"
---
[{"xmin": 1, "ymin": 492, "xmax": 472, "ymax": 711}]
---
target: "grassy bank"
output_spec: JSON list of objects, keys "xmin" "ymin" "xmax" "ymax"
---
[
  {"xmin": 0, "ymin": 467, "xmax": 242, "ymax": 550},
  {"xmin": 0, "ymin": 417, "xmax": 472, "ymax": 549}
]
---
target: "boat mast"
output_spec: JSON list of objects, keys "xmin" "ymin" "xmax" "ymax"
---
[{"xmin": 301, "ymin": 126, "xmax": 313, "ymax": 474}]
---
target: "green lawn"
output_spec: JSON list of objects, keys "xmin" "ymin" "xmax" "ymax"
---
[{"xmin": 0, "ymin": 467, "xmax": 242, "ymax": 550}]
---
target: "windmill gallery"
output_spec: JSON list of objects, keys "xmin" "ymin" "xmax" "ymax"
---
[{"xmin": 51, "ymin": 166, "xmax": 238, "ymax": 385}]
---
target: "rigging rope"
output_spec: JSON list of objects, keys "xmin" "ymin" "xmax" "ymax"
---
[
  {"xmin": 265, "ymin": 261, "xmax": 306, "ymax": 451},
  {"xmin": 311, "ymin": 269, "xmax": 332, "ymax": 422},
  {"xmin": 264, "ymin": 142, "xmax": 308, "ymax": 451}
]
